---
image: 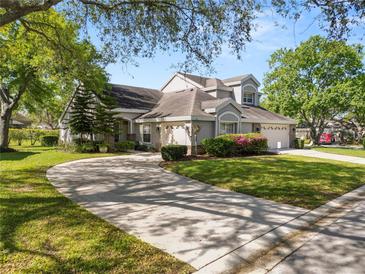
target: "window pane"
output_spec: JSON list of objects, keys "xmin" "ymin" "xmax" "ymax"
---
[
  {"xmin": 220, "ymin": 123, "xmax": 237, "ymax": 134},
  {"xmin": 143, "ymin": 134, "xmax": 151, "ymax": 143}
]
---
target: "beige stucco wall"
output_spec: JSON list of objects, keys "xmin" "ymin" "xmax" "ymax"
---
[
  {"xmin": 232, "ymin": 85, "xmax": 241, "ymax": 104},
  {"xmin": 162, "ymin": 75, "xmax": 196, "ymax": 93},
  {"xmin": 191, "ymin": 121, "xmax": 215, "ymax": 145},
  {"xmin": 240, "ymin": 122, "xmax": 253, "ymax": 133}
]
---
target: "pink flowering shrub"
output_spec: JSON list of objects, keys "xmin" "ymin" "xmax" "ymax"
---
[{"xmin": 216, "ymin": 133, "xmax": 268, "ymax": 155}]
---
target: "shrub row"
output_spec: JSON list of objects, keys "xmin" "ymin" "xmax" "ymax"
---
[
  {"xmin": 202, "ymin": 133, "xmax": 268, "ymax": 157},
  {"xmin": 9, "ymin": 128, "xmax": 59, "ymax": 146},
  {"xmin": 115, "ymin": 141, "xmax": 135, "ymax": 152},
  {"xmin": 161, "ymin": 145, "xmax": 187, "ymax": 161}
]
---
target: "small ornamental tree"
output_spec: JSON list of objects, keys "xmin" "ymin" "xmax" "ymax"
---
[
  {"xmin": 68, "ymin": 86, "xmax": 95, "ymax": 143},
  {"xmin": 93, "ymin": 94, "xmax": 116, "ymax": 141}
]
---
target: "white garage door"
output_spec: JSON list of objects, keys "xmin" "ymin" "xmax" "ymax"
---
[{"xmin": 261, "ymin": 124, "xmax": 289, "ymax": 149}]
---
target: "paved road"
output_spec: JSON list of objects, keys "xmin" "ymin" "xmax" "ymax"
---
[
  {"xmin": 269, "ymin": 200, "xmax": 365, "ymax": 274},
  {"xmin": 47, "ymin": 153, "xmax": 306, "ymax": 272},
  {"xmin": 276, "ymin": 149, "xmax": 365, "ymax": 165}
]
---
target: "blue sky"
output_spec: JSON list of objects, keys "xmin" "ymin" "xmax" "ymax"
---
[{"xmin": 96, "ymin": 8, "xmax": 364, "ymax": 90}]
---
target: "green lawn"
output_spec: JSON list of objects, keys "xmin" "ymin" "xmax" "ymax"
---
[
  {"xmin": 165, "ymin": 155, "xmax": 365, "ymax": 209},
  {"xmin": 0, "ymin": 144, "xmax": 193, "ymax": 273},
  {"xmin": 312, "ymin": 146, "xmax": 365, "ymax": 158}
]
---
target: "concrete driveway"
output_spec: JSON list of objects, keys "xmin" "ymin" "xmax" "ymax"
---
[
  {"xmin": 47, "ymin": 153, "xmax": 307, "ymax": 272},
  {"xmin": 269, "ymin": 200, "xmax": 365, "ymax": 274}
]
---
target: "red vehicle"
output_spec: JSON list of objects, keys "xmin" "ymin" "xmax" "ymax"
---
[{"xmin": 319, "ymin": 133, "xmax": 334, "ymax": 144}]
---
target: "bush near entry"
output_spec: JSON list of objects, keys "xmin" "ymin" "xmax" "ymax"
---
[
  {"xmin": 161, "ymin": 145, "xmax": 188, "ymax": 161},
  {"xmin": 115, "ymin": 141, "xmax": 135, "ymax": 152},
  {"xmin": 202, "ymin": 133, "xmax": 268, "ymax": 157}
]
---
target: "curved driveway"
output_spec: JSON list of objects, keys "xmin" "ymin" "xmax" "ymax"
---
[{"xmin": 47, "ymin": 153, "xmax": 307, "ymax": 272}]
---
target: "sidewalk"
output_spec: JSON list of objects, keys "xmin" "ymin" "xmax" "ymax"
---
[
  {"xmin": 273, "ymin": 149, "xmax": 365, "ymax": 165},
  {"xmin": 232, "ymin": 185, "xmax": 365, "ymax": 274}
]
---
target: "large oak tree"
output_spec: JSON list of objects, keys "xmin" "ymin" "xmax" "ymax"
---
[
  {"xmin": 1, "ymin": 1, "xmax": 363, "ymax": 69},
  {"xmin": 0, "ymin": 9, "xmax": 106, "ymax": 151},
  {"xmin": 262, "ymin": 36, "xmax": 364, "ymax": 144}
]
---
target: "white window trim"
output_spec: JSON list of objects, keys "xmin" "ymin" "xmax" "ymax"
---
[
  {"xmin": 242, "ymin": 83, "xmax": 257, "ymax": 105},
  {"xmin": 216, "ymin": 111, "xmax": 240, "ymax": 136},
  {"xmin": 219, "ymin": 122, "xmax": 238, "ymax": 135},
  {"xmin": 142, "ymin": 124, "xmax": 152, "ymax": 144}
]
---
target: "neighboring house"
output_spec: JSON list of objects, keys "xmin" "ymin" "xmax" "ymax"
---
[
  {"xmin": 60, "ymin": 72, "xmax": 296, "ymax": 153},
  {"xmin": 10, "ymin": 113, "xmax": 32, "ymax": 128}
]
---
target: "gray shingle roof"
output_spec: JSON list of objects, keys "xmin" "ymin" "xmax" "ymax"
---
[
  {"xmin": 139, "ymin": 88, "xmax": 216, "ymax": 119},
  {"xmin": 107, "ymin": 84, "xmax": 162, "ymax": 110},
  {"xmin": 179, "ymin": 73, "xmax": 231, "ymax": 89},
  {"xmin": 222, "ymin": 74, "xmax": 249, "ymax": 83},
  {"xmin": 241, "ymin": 105, "xmax": 296, "ymax": 124},
  {"xmin": 201, "ymin": 98, "xmax": 231, "ymax": 109},
  {"xmin": 179, "ymin": 73, "xmax": 210, "ymax": 87}
]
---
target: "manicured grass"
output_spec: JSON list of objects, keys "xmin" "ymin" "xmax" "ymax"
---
[
  {"xmin": 0, "ymin": 145, "xmax": 193, "ymax": 273},
  {"xmin": 165, "ymin": 155, "xmax": 365, "ymax": 209},
  {"xmin": 312, "ymin": 147, "xmax": 365, "ymax": 158}
]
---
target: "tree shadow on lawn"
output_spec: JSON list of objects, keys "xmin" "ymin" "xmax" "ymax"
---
[
  {"xmin": 0, "ymin": 151, "xmax": 39, "ymax": 161},
  {"xmin": 0, "ymin": 168, "xmax": 191, "ymax": 273},
  {"xmin": 170, "ymin": 156, "xmax": 365, "ymax": 209}
]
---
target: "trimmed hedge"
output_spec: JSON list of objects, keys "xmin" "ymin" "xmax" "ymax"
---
[
  {"xmin": 41, "ymin": 135, "xmax": 59, "ymax": 146},
  {"xmin": 9, "ymin": 128, "xmax": 59, "ymax": 146},
  {"xmin": 201, "ymin": 138, "xmax": 234, "ymax": 157},
  {"xmin": 115, "ymin": 141, "xmax": 135, "ymax": 152},
  {"xmin": 161, "ymin": 145, "xmax": 187, "ymax": 161},
  {"xmin": 202, "ymin": 133, "xmax": 268, "ymax": 157}
]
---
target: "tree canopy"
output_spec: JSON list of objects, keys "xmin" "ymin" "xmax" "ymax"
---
[
  {"xmin": 1, "ymin": 1, "xmax": 363, "ymax": 70},
  {"xmin": 0, "ymin": 9, "xmax": 107, "ymax": 150},
  {"xmin": 262, "ymin": 35, "xmax": 364, "ymax": 144}
]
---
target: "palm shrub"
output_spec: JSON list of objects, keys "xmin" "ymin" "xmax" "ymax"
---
[{"xmin": 161, "ymin": 145, "xmax": 187, "ymax": 161}]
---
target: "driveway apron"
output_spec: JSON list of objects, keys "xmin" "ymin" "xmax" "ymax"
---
[{"xmin": 47, "ymin": 153, "xmax": 307, "ymax": 271}]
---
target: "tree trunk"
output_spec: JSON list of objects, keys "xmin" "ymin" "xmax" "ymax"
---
[
  {"xmin": 309, "ymin": 126, "xmax": 325, "ymax": 145},
  {"xmin": 0, "ymin": 106, "xmax": 11, "ymax": 150}
]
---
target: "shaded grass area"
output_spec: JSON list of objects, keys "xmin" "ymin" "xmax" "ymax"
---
[
  {"xmin": 312, "ymin": 147, "xmax": 365, "ymax": 158},
  {"xmin": 165, "ymin": 155, "xmax": 365, "ymax": 209},
  {"xmin": 0, "ymin": 145, "xmax": 193, "ymax": 273}
]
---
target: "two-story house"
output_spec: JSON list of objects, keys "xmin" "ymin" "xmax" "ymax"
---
[{"xmin": 60, "ymin": 72, "xmax": 296, "ymax": 152}]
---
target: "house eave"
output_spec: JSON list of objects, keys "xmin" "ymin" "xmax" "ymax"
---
[
  {"xmin": 135, "ymin": 115, "xmax": 215, "ymax": 123},
  {"xmin": 112, "ymin": 108, "xmax": 150, "ymax": 114},
  {"xmin": 241, "ymin": 118, "xmax": 296, "ymax": 125}
]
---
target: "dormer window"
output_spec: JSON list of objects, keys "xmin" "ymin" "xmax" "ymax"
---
[
  {"xmin": 243, "ymin": 93, "xmax": 255, "ymax": 104},
  {"xmin": 242, "ymin": 84, "xmax": 258, "ymax": 105}
]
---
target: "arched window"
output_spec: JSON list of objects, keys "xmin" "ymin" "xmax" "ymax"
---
[{"xmin": 218, "ymin": 112, "xmax": 240, "ymax": 135}]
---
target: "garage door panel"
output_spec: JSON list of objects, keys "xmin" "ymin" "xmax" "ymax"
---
[{"xmin": 261, "ymin": 124, "xmax": 289, "ymax": 149}]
